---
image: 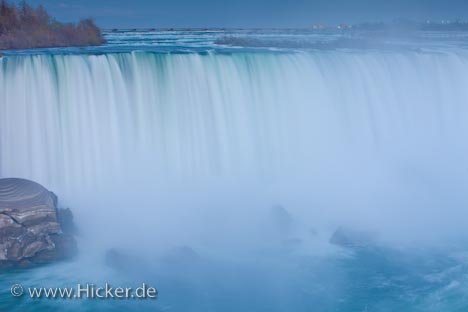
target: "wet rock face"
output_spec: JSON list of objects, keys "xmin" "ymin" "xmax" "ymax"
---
[{"xmin": 0, "ymin": 178, "xmax": 77, "ymax": 269}]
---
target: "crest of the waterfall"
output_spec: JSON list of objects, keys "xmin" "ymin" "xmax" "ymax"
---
[{"xmin": 2, "ymin": 50, "xmax": 468, "ymax": 247}]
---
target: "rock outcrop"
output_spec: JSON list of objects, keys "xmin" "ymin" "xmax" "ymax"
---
[
  {"xmin": 0, "ymin": 178, "xmax": 77, "ymax": 269},
  {"xmin": 329, "ymin": 227, "xmax": 375, "ymax": 249}
]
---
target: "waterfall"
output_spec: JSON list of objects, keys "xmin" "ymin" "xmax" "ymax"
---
[{"xmin": 1, "ymin": 50, "xmax": 468, "ymax": 225}]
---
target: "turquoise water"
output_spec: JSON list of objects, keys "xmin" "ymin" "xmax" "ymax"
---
[
  {"xmin": 2, "ymin": 30, "xmax": 468, "ymax": 311},
  {"xmin": 2, "ymin": 245, "xmax": 468, "ymax": 311}
]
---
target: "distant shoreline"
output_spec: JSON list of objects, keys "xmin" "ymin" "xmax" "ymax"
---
[{"xmin": 103, "ymin": 20, "xmax": 468, "ymax": 32}]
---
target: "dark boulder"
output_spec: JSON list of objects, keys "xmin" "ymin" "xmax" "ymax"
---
[
  {"xmin": 57, "ymin": 207, "xmax": 77, "ymax": 235},
  {"xmin": 104, "ymin": 248, "xmax": 151, "ymax": 278},
  {"xmin": 0, "ymin": 178, "xmax": 77, "ymax": 269},
  {"xmin": 162, "ymin": 246, "xmax": 200, "ymax": 266},
  {"xmin": 329, "ymin": 227, "xmax": 375, "ymax": 249},
  {"xmin": 270, "ymin": 205, "xmax": 293, "ymax": 234},
  {"xmin": 105, "ymin": 248, "xmax": 133, "ymax": 271}
]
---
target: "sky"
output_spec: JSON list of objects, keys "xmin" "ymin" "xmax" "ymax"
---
[{"xmin": 19, "ymin": 0, "xmax": 468, "ymax": 28}]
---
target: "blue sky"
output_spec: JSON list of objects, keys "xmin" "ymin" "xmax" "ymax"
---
[{"xmin": 19, "ymin": 0, "xmax": 468, "ymax": 28}]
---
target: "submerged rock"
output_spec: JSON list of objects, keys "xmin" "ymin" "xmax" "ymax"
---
[
  {"xmin": 57, "ymin": 207, "xmax": 77, "ymax": 235},
  {"xmin": 0, "ymin": 178, "xmax": 77, "ymax": 269},
  {"xmin": 162, "ymin": 246, "xmax": 200, "ymax": 266},
  {"xmin": 329, "ymin": 227, "xmax": 375, "ymax": 249},
  {"xmin": 105, "ymin": 248, "xmax": 134, "ymax": 271},
  {"xmin": 104, "ymin": 248, "xmax": 152, "ymax": 278},
  {"xmin": 270, "ymin": 205, "xmax": 293, "ymax": 234}
]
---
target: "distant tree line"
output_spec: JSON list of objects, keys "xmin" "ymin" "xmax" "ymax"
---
[{"xmin": 0, "ymin": 0, "xmax": 105, "ymax": 50}]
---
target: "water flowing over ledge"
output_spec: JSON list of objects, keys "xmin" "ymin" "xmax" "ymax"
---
[{"xmin": 1, "ymin": 51, "xmax": 468, "ymax": 193}]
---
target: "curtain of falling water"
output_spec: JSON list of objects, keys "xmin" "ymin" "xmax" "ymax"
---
[{"xmin": 1, "ymin": 51, "xmax": 468, "ymax": 198}]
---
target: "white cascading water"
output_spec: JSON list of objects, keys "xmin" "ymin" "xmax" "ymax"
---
[
  {"xmin": 1, "ymin": 50, "xmax": 468, "ymax": 247},
  {"xmin": 2, "ymin": 51, "xmax": 468, "ymax": 184}
]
